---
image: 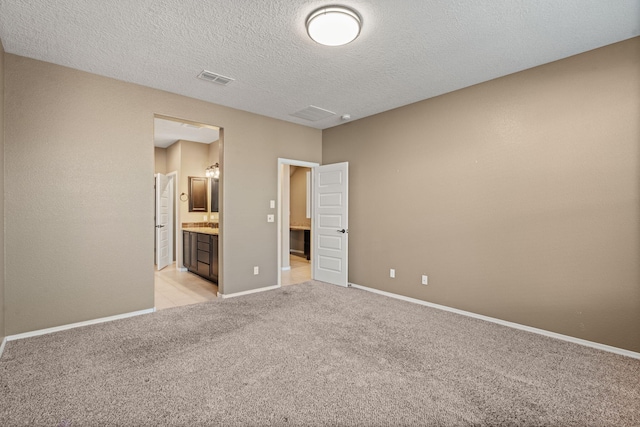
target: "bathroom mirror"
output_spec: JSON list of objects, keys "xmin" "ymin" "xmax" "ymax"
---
[
  {"xmin": 210, "ymin": 178, "xmax": 219, "ymax": 213},
  {"xmin": 188, "ymin": 176, "xmax": 208, "ymax": 212}
]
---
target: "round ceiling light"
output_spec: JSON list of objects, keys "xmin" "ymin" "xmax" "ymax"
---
[{"xmin": 306, "ymin": 6, "xmax": 362, "ymax": 47}]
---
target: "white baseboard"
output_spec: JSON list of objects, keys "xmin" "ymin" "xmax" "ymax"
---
[
  {"xmin": 3, "ymin": 308, "xmax": 156, "ymax": 344},
  {"xmin": 177, "ymin": 267, "xmax": 188, "ymax": 272},
  {"xmin": 0, "ymin": 337, "xmax": 6, "ymax": 360},
  {"xmin": 349, "ymin": 283, "xmax": 640, "ymax": 360},
  {"xmin": 281, "ymin": 266, "xmax": 291, "ymax": 271},
  {"xmin": 218, "ymin": 284, "xmax": 280, "ymax": 299}
]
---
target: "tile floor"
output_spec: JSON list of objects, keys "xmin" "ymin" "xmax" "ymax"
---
[
  {"xmin": 155, "ymin": 255, "xmax": 312, "ymax": 310},
  {"xmin": 154, "ymin": 263, "xmax": 218, "ymax": 310},
  {"xmin": 282, "ymin": 254, "xmax": 312, "ymax": 286}
]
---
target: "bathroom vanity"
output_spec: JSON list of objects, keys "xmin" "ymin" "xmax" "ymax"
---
[{"xmin": 182, "ymin": 228, "xmax": 219, "ymax": 283}]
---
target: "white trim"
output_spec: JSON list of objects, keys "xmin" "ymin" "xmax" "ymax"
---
[
  {"xmin": 218, "ymin": 284, "xmax": 280, "ymax": 299},
  {"xmin": 281, "ymin": 266, "xmax": 292, "ymax": 271},
  {"xmin": 4, "ymin": 308, "xmax": 156, "ymax": 343},
  {"xmin": 349, "ymin": 283, "xmax": 640, "ymax": 360},
  {"xmin": 177, "ymin": 267, "xmax": 188, "ymax": 272},
  {"xmin": 0, "ymin": 337, "xmax": 6, "ymax": 360}
]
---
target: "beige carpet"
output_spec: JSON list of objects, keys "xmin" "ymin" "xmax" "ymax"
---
[{"xmin": 1, "ymin": 281, "xmax": 639, "ymax": 426}]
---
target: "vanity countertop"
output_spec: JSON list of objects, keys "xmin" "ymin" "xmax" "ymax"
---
[
  {"xmin": 290, "ymin": 225, "xmax": 311, "ymax": 231},
  {"xmin": 182, "ymin": 227, "xmax": 219, "ymax": 235}
]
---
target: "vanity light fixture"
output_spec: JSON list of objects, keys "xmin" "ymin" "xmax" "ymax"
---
[
  {"xmin": 205, "ymin": 163, "xmax": 220, "ymax": 179},
  {"xmin": 306, "ymin": 6, "xmax": 362, "ymax": 46}
]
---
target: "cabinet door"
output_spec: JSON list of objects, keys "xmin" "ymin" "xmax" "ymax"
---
[
  {"xmin": 182, "ymin": 231, "xmax": 191, "ymax": 269},
  {"xmin": 210, "ymin": 235, "xmax": 219, "ymax": 282},
  {"xmin": 190, "ymin": 232, "xmax": 198, "ymax": 269},
  {"xmin": 188, "ymin": 177, "xmax": 208, "ymax": 212}
]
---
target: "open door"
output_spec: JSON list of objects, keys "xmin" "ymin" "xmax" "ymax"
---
[
  {"xmin": 155, "ymin": 173, "xmax": 173, "ymax": 271},
  {"xmin": 313, "ymin": 162, "xmax": 349, "ymax": 286}
]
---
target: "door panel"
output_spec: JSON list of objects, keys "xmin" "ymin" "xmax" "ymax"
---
[
  {"xmin": 313, "ymin": 162, "xmax": 349, "ymax": 287},
  {"xmin": 156, "ymin": 173, "xmax": 171, "ymax": 271}
]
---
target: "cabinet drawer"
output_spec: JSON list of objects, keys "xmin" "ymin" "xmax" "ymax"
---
[
  {"xmin": 197, "ymin": 261, "xmax": 210, "ymax": 277},
  {"xmin": 197, "ymin": 241, "xmax": 210, "ymax": 251},
  {"xmin": 197, "ymin": 234, "xmax": 210, "ymax": 243},
  {"xmin": 197, "ymin": 250, "xmax": 210, "ymax": 264}
]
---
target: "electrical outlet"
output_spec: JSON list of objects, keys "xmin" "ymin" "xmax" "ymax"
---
[
  {"xmin": 203, "ymin": 215, "xmax": 208, "ymax": 221},
  {"xmin": 390, "ymin": 269, "xmax": 395, "ymax": 278},
  {"xmin": 422, "ymin": 275, "xmax": 428, "ymax": 285},
  {"xmin": 254, "ymin": 266, "xmax": 259, "ymax": 275}
]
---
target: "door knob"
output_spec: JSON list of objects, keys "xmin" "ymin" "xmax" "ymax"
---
[
  {"xmin": 156, "ymin": 224, "xmax": 165, "ymax": 228},
  {"xmin": 337, "ymin": 229, "xmax": 347, "ymax": 234}
]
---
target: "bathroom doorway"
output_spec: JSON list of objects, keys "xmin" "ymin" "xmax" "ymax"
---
[{"xmin": 153, "ymin": 115, "xmax": 222, "ymax": 309}]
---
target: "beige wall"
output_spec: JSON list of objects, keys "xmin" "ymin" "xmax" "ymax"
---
[
  {"xmin": 167, "ymin": 140, "xmax": 180, "ymax": 177},
  {"xmin": 208, "ymin": 139, "xmax": 220, "ymax": 166},
  {"xmin": 290, "ymin": 167, "xmax": 310, "ymax": 227},
  {"xmin": 177, "ymin": 140, "xmax": 211, "ymax": 224},
  {"xmin": 154, "ymin": 147, "xmax": 167, "ymax": 174},
  {"xmin": 323, "ymin": 37, "xmax": 640, "ymax": 352},
  {"xmin": 208, "ymin": 140, "xmax": 220, "ymax": 223},
  {"xmin": 4, "ymin": 54, "xmax": 321, "ymax": 335},
  {"xmin": 0, "ymin": 39, "xmax": 5, "ymax": 343},
  {"xmin": 290, "ymin": 167, "xmax": 310, "ymax": 253}
]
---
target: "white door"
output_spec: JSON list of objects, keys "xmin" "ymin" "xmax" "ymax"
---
[
  {"xmin": 313, "ymin": 162, "xmax": 349, "ymax": 286},
  {"xmin": 155, "ymin": 173, "xmax": 172, "ymax": 271}
]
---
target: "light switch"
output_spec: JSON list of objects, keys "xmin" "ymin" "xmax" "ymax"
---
[
  {"xmin": 267, "ymin": 214, "xmax": 275, "ymax": 223},
  {"xmin": 270, "ymin": 200, "xmax": 275, "ymax": 209}
]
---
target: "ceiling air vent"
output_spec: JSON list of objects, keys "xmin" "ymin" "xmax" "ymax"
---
[
  {"xmin": 290, "ymin": 105, "xmax": 336, "ymax": 121},
  {"xmin": 197, "ymin": 70, "xmax": 235, "ymax": 86}
]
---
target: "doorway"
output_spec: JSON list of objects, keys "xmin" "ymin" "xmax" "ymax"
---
[
  {"xmin": 153, "ymin": 115, "xmax": 222, "ymax": 309},
  {"xmin": 277, "ymin": 159, "xmax": 319, "ymax": 286}
]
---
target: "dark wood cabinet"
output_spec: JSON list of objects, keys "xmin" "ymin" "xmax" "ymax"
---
[
  {"xmin": 183, "ymin": 230, "xmax": 218, "ymax": 283},
  {"xmin": 188, "ymin": 177, "xmax": 208, "ymax": 212},
  {"xmin": 182, "ymin": 231, "xmax": 194, "ymax": 269}
]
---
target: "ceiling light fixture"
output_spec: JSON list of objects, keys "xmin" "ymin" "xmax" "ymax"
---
[{"xmin": 306, "ymin": 6, "xmax": 361, "ymax": 46}]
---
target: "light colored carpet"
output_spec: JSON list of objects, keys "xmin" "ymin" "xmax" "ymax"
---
[{"xmin": 1, "ymin": 281, "xmax": 639, "ymax": 426}]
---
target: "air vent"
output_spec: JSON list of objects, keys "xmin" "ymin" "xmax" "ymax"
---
[
  {"xmin": 290, "ymin": 105, "xmax": 336, "ymax": 121},
  {"xmin": 197, "ymin": 70, "xmax": 235, "ymax": 86}
]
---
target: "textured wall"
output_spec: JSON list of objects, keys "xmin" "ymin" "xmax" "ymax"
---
[
  {"xmin": 0, "ymin": 39, "xmax": 5, "ymax": 342},
  {"xmin": 323, "ymin": 38, "xmax": 640, "ymax": 352},
  {"xmin": 4, "ymin": 54, "xmax": 321, "ymax": 335}
]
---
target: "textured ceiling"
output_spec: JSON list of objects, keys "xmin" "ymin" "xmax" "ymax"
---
[{"xmin": 0, "ymin": 1, "xmax": 638, "ymax": 130}]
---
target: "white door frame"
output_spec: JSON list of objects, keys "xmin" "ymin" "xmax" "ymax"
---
[{"xmin": 277, "ymin": 158, "xmax": 320, "ymax": 287}]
